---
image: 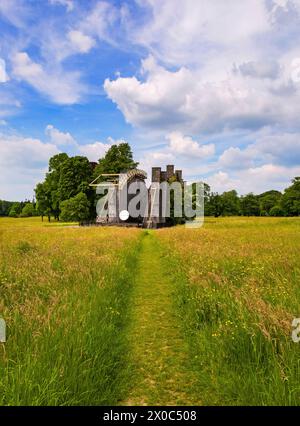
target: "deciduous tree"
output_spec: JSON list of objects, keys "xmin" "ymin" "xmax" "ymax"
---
[{"xmin": 60, "ymin": 192, "xmax": 90, "ymax": 222}]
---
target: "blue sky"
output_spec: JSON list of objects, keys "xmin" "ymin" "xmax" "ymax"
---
[{"xmin": 1, "ymin": 0, "xmax": 300, "ymax": 200}]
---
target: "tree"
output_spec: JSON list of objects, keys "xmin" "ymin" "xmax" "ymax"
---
[
  {"xmin": 281, "ymin": 177, "xmax": 300, "ymax": 216},
  {"xmin": 0, "ymin": 200, "xmax": 15, "ymax": 216},
  {"xmin": 60, "ymin": 193, "xmax": 90, "ymax": 222},
  {"xmin": 240, "ymin": 193, "xmax": 260, "ymax": 216},
  {"xmin": 35, "ymin": 182, "xmax": 52, "ymax": 222},
  {"xmin": 49, "ymin": 153, "xmax": 69, "ymax": 173},
  {"xmin": 58, "ymin": 156, "xmax": 93, "ymax": 202},
  {"xmin": 258, "ymin": 190, "xmax": 282, "ymax": 216},
  {"xmin": 203, "ymin": 183, "xmax": 214, "ymax": 216},
  {"xmin": 221, "ymin": 190, "xmax": 240, "ymax": 216},
  {"xmin": 209, "ymin": 193, "xmax": 224, "ymax": 217},
  {"xmin": 20, "ymin": 202, "xmax": 37, "ymax": 217},
  {"xmin": 94, "ymin": 143, "xmax": 138, "ymax": 176},
  {"xmin": 35, "ymin": 153, "xmax": 94, "ymax": 221},
  {"xmin": 46, "ymin": 153, "xmax": 69, "ymax": 220},
  {"xmin": 269, "ymin": 205, "xmax": 285, "ymax": 217},
  {"xmin": 8, "ymin": 202, "xmax": 23, "ymax": 218}
]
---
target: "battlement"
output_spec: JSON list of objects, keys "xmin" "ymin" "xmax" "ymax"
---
[{"xmin": 151, "ymin": 165, "xmax": 183, "ymax": 183}]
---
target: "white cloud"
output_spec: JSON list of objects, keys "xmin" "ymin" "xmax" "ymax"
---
[
  {"xmin": 3, "ymin": 0, "xmax": 300, "ymax": 198},
  {"xmin": 0, "ymin": 0, "xmax": 28, "ymax": 28},
  {"xmin": 0, "ymin": 132, "xmax": 59, "ymax": 200},
  {"xmin": 254, "ymin": 132, "xmax": 300, "ymax": 165},
  {"xmin": 67, "ymin": 30, "xmax": 95, "ymax": 54},
  {"xmin": 106, "ymin": 136, "xmax": 127, "ymax": 145},
  {"xmin": 166, "ymin": 131, "xmax": 215, "ymax": 158},
  {"xmin": 78, "ymin": 137, "xmax": 126, "ymax": 161},
  {"xmin": 100, "ymin": 0, "xmax": 300, "ymax": 133},
  {"xmin": 218, "ymin": 147, "xmax": 256, "ymax": 170},
  {"xmin": 0, "ymin": 59, "xmax": 9, "ymax": 83},
  {"xmin": 80, "ymin": 2, "xmax": 120, "ymax": 44},
  {"xmin": 206, "ymin": 171, "xmax": 237, "ymax": 193},
  {"xmin": 40, "ymin": 28, "xmax": 97, "ymax": 64},
  {"xmin": 45, "ymin": 125, "xmax": 76, "ymax": 146},
  {"xmin": 78, "ymin": 141, "xmax": 111, "ymax": 162},
  {"xmin": 136, "ymin": 125, "xmax": 300, "ymax": 194},
  {"xmin": 132, "ymin": 0, "xmax": 271, "ymax": 66},
  {"xmin": 12, "ymin": 52, "xmax": 83, "ymax": 104},
  {"xmin": 0, "ymin": 133, "xmax": 58, "ymax": 168},
  {"xmin": 0, "ymin": 89, "xmax": 22, "ymax": 119},
  {"xmin": 104, "ymin": 56, "xmax": 194, "ymax": 130},
  {"xmin": 104, "ymin": 55, "xmax": 282, "ymax": 133},
  {"xmin": 217, "ymin": 131, "xmax": 300, "ymax": 170},
  {"xmin": 207, "ymin": 164, "xmax": 300, "ymax": 195},
  {"xmin": 49, "ymin": 0, "xmax": 74, "ymax": 12},
  {"xmin": 41, "ymin": 2, "xmax": 122, "ymax": 64}
]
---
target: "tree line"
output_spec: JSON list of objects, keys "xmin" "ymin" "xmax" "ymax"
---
[
  {"xmin": 203, "ymin": 177, "xmax": 300, "ymax": 217},
  {"xmin": 1, "ymin": 199, "xmax": 38, "ymax": 218},
  {"xmin": 2, "ymin": 142, "xmax": 300, "ymax": 220}
]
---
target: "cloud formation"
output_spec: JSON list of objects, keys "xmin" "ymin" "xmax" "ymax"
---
[
  {"xmin": 104, "ymin": 53, "xmax": 300, "ymax": 134},
  {"xmin": 45, "ymin": 125, "xmax": 76, "ymax": 146},
  {"xmin": 78, "ymin": 141, "xmax": 112, "ymax": 162},
  {"xmin": 12, "ymin": 52, "xmax": 83, "ymax": 104},
  {"xmin": 2, "ymin": 0, "xmax": 300, "ymax": 197},
  {"xmin": 0, "ymin": 132, "xmax": 59, "ymax": 199},
  {"xmin": 166, "ymin": 132, "xmax": 215, "ymax": 158},
  {"xmin": 67, "ymin": 30, "xmax": 95, "ymax": 54}
]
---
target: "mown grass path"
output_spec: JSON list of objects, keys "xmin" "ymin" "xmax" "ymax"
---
[{"xmin": 121, "ymin": 231, "xmax": 200, "ymax": 406}]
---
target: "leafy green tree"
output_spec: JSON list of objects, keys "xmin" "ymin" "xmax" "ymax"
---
[
  {"xmin": 60, "ymin": 193, "xmax": 90, "ymax": 222},
  {"xmin": 8, "ymin": 205, "xmax": 18, "ymax": 218},
  {"xmin": 258, "ymin": 190, "xmax": 282, "ymax": 216},
  {"xmin": 240, "ymin": 193, "xmax": 260, "ymax": 216},
  {"xmin": 94, "ymin": 143, "xmax": 138, "ymax": 176},
  {"xmin": 58, "ymin": 156, "xmax": 93, "ymax": 202},
  {"xmin": 281, "ymin": 177, "xmax": 300, "ymax": 216},
  {"xmin": 0, "ymin": 200, "xmax": 15, "ymax": 216},
  {"xmin": 8, "ymin": 202, "xmax": 23, "ymax": 218},
  {"xmin": 20, "ymin": 203, "xmax": 37, "ymax": 217},
  {"xmin": 35, "ymin": 182, "xmax": 52, "ymax": 221},
  {"xmin": 46, "ymin": 153, "xmax": 69, "ymax": 219},
  {"xmin": 269, "ymin": 205, "xmax": 285, "ymax": 217},
  {"xmin": 34, "ymin": 153, "xmax": 69, "ymax": 221},
  {"xmin": 36, "ymin": 153, "xmax": 94, "ymax": 220},
  {"xmin": 221, "ymin": 190, "xmax": 240, "ymax": 216},
  {"xmin": 202, "ymin": 183, "xmax": 214, "ymax": 216},
  {"xmin": 49, "ymin": 153, "xmax": 69, "ymax": 172},
  {"xmin": 209, "ymin": 193, "xmax": 224, "ymax": 217}
]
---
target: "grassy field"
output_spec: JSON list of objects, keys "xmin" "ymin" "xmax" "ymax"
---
[
  {"xmin": 158, "ymin": 217, "xmax": 300, "ymax": 405},
  {"xmin": 0, "ymin": 217, "xmax": 142, "ymax": 405},
  {"xmin": 0, "ymin": 217, "xmax": 300, "ymax": 405}
]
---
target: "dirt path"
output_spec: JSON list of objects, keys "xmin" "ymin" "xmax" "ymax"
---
[{"xmin": 121, "ymin": 231, "xmax": 200, "ymax": 406}]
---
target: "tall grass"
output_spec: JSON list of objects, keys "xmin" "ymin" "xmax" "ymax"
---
[
  {"xmin": 0, "ymin": 218, "xmax": 142, "ymax": 405},
  {"xmin": 2, "ymin": 217, "xmax": 300, "ymax": 405},
  {"xmin": 158, "ymin": 217, "xmax": 300, "ymax": 405}
]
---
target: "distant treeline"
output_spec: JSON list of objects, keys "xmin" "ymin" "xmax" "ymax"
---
[
  {"xmin": 0, "ymin": 200, "xmax": 15, "ymax": 216},
  {"xmin": 0, "ymin": 199, "xmax": 39, "ymax": 218},
  {"xmin": 203, "ymin": 183, "xmax": 299, "ymax": 217},
  {"xmin": 1, "ymin": 142, "xmax": 300, "ymax": 220}
]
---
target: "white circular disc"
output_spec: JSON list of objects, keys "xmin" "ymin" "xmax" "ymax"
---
[{"xmin": 119, "ymin": 210, "xmax": 129, "ymax": 221}]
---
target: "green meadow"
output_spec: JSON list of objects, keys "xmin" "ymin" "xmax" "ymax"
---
[{"xmin": 0, "ymin": 217, "xmax": 300, "ymax": 405}]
